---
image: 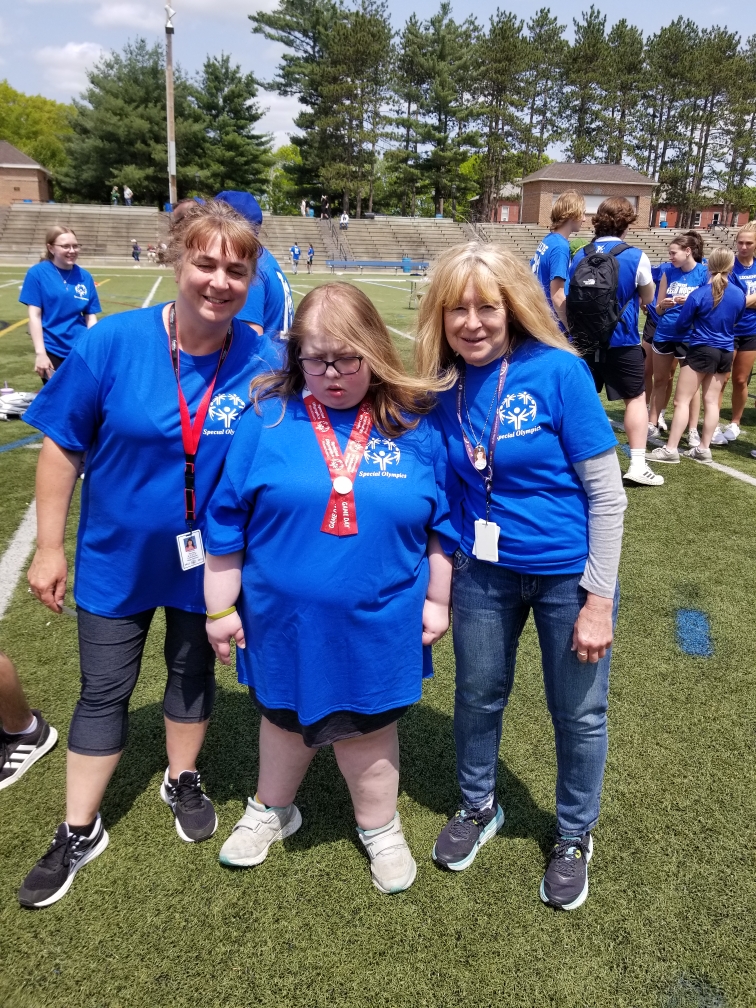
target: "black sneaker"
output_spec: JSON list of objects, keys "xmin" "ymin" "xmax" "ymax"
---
[
  {"xmin": 160, "ymin": 769, "xmax": 217, "ymax": 842},
  {"xmin": 0, "ymin": 711, "xmax": 58, "ymax": 792},
  {"xmin": 18, "ymin": 816, "xmax": 109, "ymax": 908},
  {"xmin": 432, "ymin": 804, "xmax": 504, "ymax": 870},
  {"xmin": 540, "ymin": 832, "xmax": 593, "ymax": 910}
]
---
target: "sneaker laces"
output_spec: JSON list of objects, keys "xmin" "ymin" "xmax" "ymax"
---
[
  {"xmin": 173, "ymin": 772, "xmax": 207, "ymax": 812},
  {"xmin": 548, "ymin": 836, "xmax": 589, "ymax": 879},
  {"xmin": 36, "ymin": 828, "xmax": 85, "ymax": 871},
  {"xmin": 447, "ymin": 809, "xmax": 487, "ymax": 842}
]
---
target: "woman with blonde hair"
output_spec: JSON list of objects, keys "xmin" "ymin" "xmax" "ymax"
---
[
  {"xmin": 416, "ymin": 242, "xmax": 627, "ymax": 911},
  {"xmin": 18, "ymin": 200, "xmax": 280, "ymax": 908},
  {"xmin": 722, "ymin": 221, "xmax": 756, "ymax": 442},
  {"xmin": 19, "ymin": 225, "xmax": 100, "ymax": 382},
  {"xmin": 648, "ymin": 248, "xmax": 745, "ymax": 464},
  {"xmin": 204, "ymin": 282, "xmax": 457, "ymax": 894}
]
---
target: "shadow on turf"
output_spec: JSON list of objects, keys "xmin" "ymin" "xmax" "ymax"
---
[{"xmin": 101, "ymin": 688, "xmax": 555, "ymax": 855}]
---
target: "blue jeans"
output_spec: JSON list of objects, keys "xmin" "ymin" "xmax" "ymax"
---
[{"xmin": 451, "ymin": 552, "xmax": 618, "ymax": 837}]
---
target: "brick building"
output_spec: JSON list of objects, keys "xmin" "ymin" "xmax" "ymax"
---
[
  {"xmin": 0, "ymin": 140, "xmax": 51, "ymax": 205},
  {"xmin": 652, "ymin": 201, "xmax": 750, "ymax": 229},
  {"xmin": 520, "ymin": 163, "xmax": 655, "ymax": 227}
]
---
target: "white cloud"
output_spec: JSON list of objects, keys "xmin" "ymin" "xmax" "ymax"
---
[
  {"xmin": 256, "ymin": 91, "xmax": 300, "ymax": 150},
  {"xmin": 34, "ymin": 41, "xmax": 105, "ymax": 95},
  {"xmin": 180, "ymin": 0, "xmax": 278, "ymax": 16},
  {"xmin": 91, "ymin": 2, "xmax": 162, "ymax": 29}
]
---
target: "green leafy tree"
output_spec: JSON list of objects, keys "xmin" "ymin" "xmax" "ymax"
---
[
  {"xmin": 0, "ymin": 80, "xmax": 72, "ymax": 179},
  {"xmin": 519, "ymin": 9, "xmax": 568, "ymax": 175},
  {"xmin": 563, "ymin": 7, "xmax": 609, "ymax": 162},
  {"xmin": 263, "ymin": 143, "xmax": 304, "ymax": 214}
]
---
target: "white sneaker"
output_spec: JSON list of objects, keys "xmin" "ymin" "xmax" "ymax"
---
[
  {"xmin": 645, "ymin": 446, "xmax": 680, "ymax": 464},
  {"xmin": 357, "ymin": 812, "xmax": 417, "ymax": 894},
  {"xmin": 722, "ymin": 422, "xmax": 741, "ymax": 441},
  {"xmin": 683, "ymin": 446, "xmax": 712, "ymax": 462},
  {"xmin": 711, "ymin": 427, "xmax": 728, "ymax": 446},
  {"xmin": 687, "ymin": 428, "xmax": 701, "ymax": 447},
  {"xmin": 623, "ymin": 464, "xmax": 665, "ymax": 485},
  {"xmin": 657, "ymin": 412, "xmax": 668, "ymax": 431},
  {"xmin": 647, "ymin": 422, "xmax": 659, "ymax": 438},
  {"xmin": 218, "ymin": 796, "xmax": 302, "ymax": 867}
]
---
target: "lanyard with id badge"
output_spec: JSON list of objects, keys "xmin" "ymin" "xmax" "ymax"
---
[
  {"xmin": 168, "ymin": 304, "xmax": 234, "ymax": 570},
  {"xmin": 456, "ymin": 355, "xmax": 509, "ymax": 563}
]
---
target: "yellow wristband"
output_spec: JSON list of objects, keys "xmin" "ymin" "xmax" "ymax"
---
[{"xmin": 206, "ymin": 605, "xmax": 237, "ymax": 620}]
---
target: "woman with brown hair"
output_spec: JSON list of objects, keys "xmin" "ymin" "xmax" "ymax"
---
[
  {"xmin": 722, "ymin": 221, "xmax": 756, "ymax": 442},
  {"xmin": 415, "ymin": 242, "xmax": 626, "ymax": 911},
  {"xmin": 204, "ymin": 282, "xmax": 457, "ymax": 894},
  {"xmin": 18, "ymin": 200, "xmax": 280, "ymax": 908},
  {"xmin": 19, "ymin": 225, "xmax": 100, "ymax": 382}
]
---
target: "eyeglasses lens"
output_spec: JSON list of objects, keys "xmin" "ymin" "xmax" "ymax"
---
[{"xmin": 300, "ymin": 357, "xmax": 361, "ymax": 376}]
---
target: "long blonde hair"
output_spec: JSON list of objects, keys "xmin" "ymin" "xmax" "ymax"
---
[
  {"xmin": 251, "ymin": 282, "xmax": 445, "ymax": 438},
  {"xmin": 707, "ymin": 247, "xmax": 734, "ymax": 308},
  {"xmin": 415, "ymin": 242, "xmax": 575, "ymax": 385}
]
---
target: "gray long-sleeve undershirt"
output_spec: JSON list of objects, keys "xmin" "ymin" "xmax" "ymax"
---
[{"xmin": 573, "ymin": 448, "xmax": 627, "ymax": 599}]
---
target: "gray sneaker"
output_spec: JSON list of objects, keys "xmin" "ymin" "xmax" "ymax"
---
[
  {"xmin": 357, "ymin": 812, "xmax": 417, "ymax": 894},
  {"xmin": 684, "ymin": 445, "xmax": 712, "ymax": 462},
  {"xmin": 218, "ymin": 796, "xmax": 302, "ymax": 867},
  {"xmin": 646, "ymin": 446, "xmax": 680, "ymax": 464},
  {"xmin": 540, "ymin": 832, "xmax": 593, "ymax": 911}
]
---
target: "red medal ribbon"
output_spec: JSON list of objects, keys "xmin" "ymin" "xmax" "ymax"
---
[
  {"xmin": 303, "ymin": 389, "xmax": 373, "ymax": 536},
  {"xmin": 168, "ymin": 304, "xmax": 233, "ymax": 529}
]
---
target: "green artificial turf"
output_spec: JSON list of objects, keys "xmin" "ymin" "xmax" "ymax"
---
[{"xmin": 0, "ymin": 267, "xmax": 755, "ymax": 1008}]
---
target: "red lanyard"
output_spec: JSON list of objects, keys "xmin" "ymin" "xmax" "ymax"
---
[
  {"xmin": 302, "ymin": 389, "xmax": 373, "ymax": 536},
  {"xmin": 168, "ymin": 304, "xmax": 233, "ymax": 530}
]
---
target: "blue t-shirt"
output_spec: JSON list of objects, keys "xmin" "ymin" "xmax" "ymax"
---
[
  {"xmin": 205, "ymin": 398, "xmax": 458, "ymax": 723},
  {"xmin": 290, "ymin": 245, "xmax": 301, "ymax": 261},
  {"xmin": 731, "ymin": 258, "xmax": 756, "ymax": 337},
  {"xmin": 19, "ymin": 261, "xmax": 101, "ymax": 359},
  {"xmin": 567, "ymin": 238, "xmax": 650, "ymax": 347},
  {"xmin": 653, "ymin": 262, "xmax": 709, "ymax": 340},
  {"xmin": 236, "ymin": 248, "xmax": 294, "ymax": 335},
  {"xmin": 23, "ymin": 305, "xmax": 282, "ymax": 618},
  {"xmin": 434, "ymin": 340, "xmax": 617, "ymax": 575},
  {"xmin": 531, "ymin": 232, "xmax": 570, "ymax": 325},
  {"xmin": 646, "ymin": 262, "xmax": 671, "ymax": 325},
  {"xmin": 675, "ymin": 282, "xmax": 745, "ymax": 350}
]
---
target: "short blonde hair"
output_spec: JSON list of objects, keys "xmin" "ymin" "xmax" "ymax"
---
[
  {"xmin": 251, "ymin": 282, "xmax": 445, "ymax": 438},
  {"xmin": 550, "ymin": 191, "xmax": 585, "ymax": 230},
  {"xmin": 736, "ymin": 221, "xmax": 756, "ymax": 239},
  {"xmin": 45, "ymin": 226, "xmax": 77, "ymax": 260},
  {"xmin": 415, "ymin": 242, "xmax": 575, "ymax": 386},
  {"xmin": 167, "ymin": 199, "xmax": 260, "ymax": 268}
]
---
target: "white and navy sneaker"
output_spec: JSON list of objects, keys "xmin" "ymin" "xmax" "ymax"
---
[
  {"xmin": 722, "ymin": 422, "xmax": 740, "ymax": 441},
  {"xmin": 624, "ymin": 464, "xmax": 665, "ymax": 485},
  {"xmin": 161, "ymin": 769, "xmax": 217, "ymax": 842},
  {"xmin": 0, "ymin": 711, "xmax": 58, "ymax": 792},
  {"xmin": 432, "ymin": 804, "xmax": 504, "ymax": 871},
  {"xmin": 18, "ymin": 816, "xmax": 109, "ymax": 908},
  {"xmin": 540, "ymin": 832, "xmax": 593, "ymax": 911}
]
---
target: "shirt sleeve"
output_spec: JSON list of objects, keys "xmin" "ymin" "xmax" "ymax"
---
[
  {"xmin": 18, "ymin": 268, "xmax": 42, "ymax": 308},
  {"xmin": 235, "ymin": 277, "xmax": 265, "ymax": 326},
  {"xmin": 205, "ymin": 405, "xmax": 266, "ymax": 554},
  {"xmin": 635, "ymin": 252, "xmax": 653, "ymax": 288},
  {"xmin": 572, "ymin": 448, "xmax": 626, "ymax": 598},
  {"xmin": 676, "ymin": 290, "xmax": 698, "ymax": 334},
  {"xmin": 425, "ymin": 414, "xmax": 461, "ymax": 556},
  {"xmin": 21, "ymin": 350, "xmax": 100, "ymax": 451},
  {"xmin": 548, "ymin": 242, "xmax": 570, "ymax": 283},
  {"xmin": 557, "ymin": 356, "xmax": 618, "ymax": 463}
]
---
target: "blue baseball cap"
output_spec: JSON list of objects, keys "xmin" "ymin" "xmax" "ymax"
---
[{"xmin": 215, "ymin": 191, "xmax": 263, "ymax": 226}]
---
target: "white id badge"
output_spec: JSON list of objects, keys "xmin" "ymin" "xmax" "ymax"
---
[
  {"xmin": 472, "ymin": 519, "xmax": 500, "ymax": 563},
  {"xmin": 176, "ymin": 529, "xmax": 206, "ymax": 571}
]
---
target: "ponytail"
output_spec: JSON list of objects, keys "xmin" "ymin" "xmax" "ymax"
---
[
  {"xmin": 670, "ymin": 231, "xmax": 704, "ymax": 263},
  {"xmin": 707, "ymin": 248, "xmax": 734, "ymax": 308}
]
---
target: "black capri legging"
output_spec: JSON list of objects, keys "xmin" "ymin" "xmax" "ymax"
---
[{"xmin": 68, "ymin": 607, "xmax": 215, "ymax": 756}]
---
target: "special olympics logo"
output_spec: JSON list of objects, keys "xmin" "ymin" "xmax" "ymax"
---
[
  {"xmin": 208, "ymin": 393, "xmax": 245, "ymax": 429},
  {"xmin": 74, "ymin": 283, "xmax": 88, "ymax": 298},
  {"xmin": 499, "ymin": 392, "xmax": 537, "ymax": 431},
  {"xmin": 364, "ymin": 436, "xmax": 401, "ymax": 471},
  {"xmin": 316, "ymin": 421, "xmax": 330, "ymax": 432}
]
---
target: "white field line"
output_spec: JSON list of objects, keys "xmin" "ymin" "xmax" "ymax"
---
[
  {"xmin": 0, "ymin": 279, "xmax": 22, "ymax": 289},
  {"xmin": 289, "ymin": 287, "xmax": 312, "ymax": 295},
  {"xmin": 351, "ymin": 279, "xmax": 414, "ymax": 291},
  {"xmin": 0, "ymin": 502, "xmax": 36, "ymax": 621},
  {"xmin": 141, "ymin": 277, "xmax": 163, "ymax": 308},
  {"xmin": 387, "ymin": 325, "xmax": 415, "ymax": 342}
]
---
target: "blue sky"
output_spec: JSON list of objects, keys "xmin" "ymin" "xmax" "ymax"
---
[{"xmin": 1, "ymin": 0, "xmax": 754, "ymax": 149}]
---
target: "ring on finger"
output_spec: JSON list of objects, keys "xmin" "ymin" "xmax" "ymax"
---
[{"xmin": 577, "ymin": 650, "xmax": 588, "ymax": 658}]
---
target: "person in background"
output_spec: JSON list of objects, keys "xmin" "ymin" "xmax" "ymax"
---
[
  {"xmin": 340, "ymin": 211, "xmax": 349, "ymax": 231},
  {"xmin": 123, "ymin": 186, "xmax": 133, "ymax": 207},
  {"xmin": 416, "ymin": 242, "xmax": 626, "ymax": 912},
  {"xmin": 321, "ymin": 195, "xmax": 330, "ymax": 220},
  {"xmin": 567, "ymin": 197, "xmax": 660, "ymax": 487},
  {"xmin": 110, "ymin": 186, "xmax": 119, "ymax": 206},
  {"xmin": 530, "ymin": 191, "xmax": 585, "ymax": 330},
  {"xmin": 215, "ymin": 191, "xmax": 294, "ymax": 337},
  {"xmin": 0, "ymin": 651, "xmax": 58, "ymax": 792},
  {"xmin": 300, "ymin": 199, "xmax": 307, "ymax": 217},
  {"xmin": 204, "ymin": 282, "xmax": 456, "ymax": 894},
  {"xmin": 290, "ymin": 243, "xmax": 301, "ymax": 274},
  {"xmin": 307, "ymin": 244, "xmax": 315, "ymax": 274},
  {"xmin": 648, "ymin": 249, "xmax": 745, "ymax": 465},
  {"xmin": 19, "ymin": 225, "xmax": 100, "ymax": 384},
  {"xmin": 16, "ymin": 200, "xmax": 280, "ymax": 909},
  {"xmin": 723, "ymin": 222, "xmax": 756, "ymax": 443},
  {"xmin": 131, "ymin": 239, "xmax": 141, "ymax": 264}
]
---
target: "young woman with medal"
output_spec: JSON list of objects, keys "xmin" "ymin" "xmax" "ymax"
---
[
  {"xmin": 17, "ymin": 200, "xmax": 282, "ymax": 909},
  {"xmin": 203, "ymin": 282, "xmax": 458, "ymax": 894},
  {"xmin": 416, "ymin": 242, "xmax": 627, "ymax": 911}
]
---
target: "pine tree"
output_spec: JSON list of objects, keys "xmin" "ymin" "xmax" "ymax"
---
[{"xmin": 563, "ymin": 6, "xmax": 609, "ymax": 163}]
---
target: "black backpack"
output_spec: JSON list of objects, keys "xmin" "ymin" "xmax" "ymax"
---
[{"xmin": 566, "ymin": 242, "xmax": 632, "ymax": 350}]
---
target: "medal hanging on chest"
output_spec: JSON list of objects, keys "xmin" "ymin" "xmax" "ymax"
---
[{"xmin": 303, "ymin": 389, "xmax": 373, "ymax": 536}]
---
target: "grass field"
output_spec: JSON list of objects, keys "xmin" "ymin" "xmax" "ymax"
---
[{"xmin": 0, "ymin": 264, "xmax": 755, "ymax": 1008}]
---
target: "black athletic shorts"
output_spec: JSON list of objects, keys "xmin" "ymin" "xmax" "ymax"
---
[
  {"xmin": 41, "ymin": 352, "xmax": 65, "ymax": 385},
  {"xmin": 683, "ymin": 344, "xmax": 734, "ymax": 375},
  {"xmin": 249, "ymin": 687, "xmax": 408, "ymax": 749},
  {"xmin": 734, "ymin": 334, "xmax": 756, "ymax": 352},
  {"xmin": 642, "ymin": 316, "xmax": 657, "ymax": 343},
  {"xmin": 652, "ymin": 339, "xmax": 689, "ymax": 360},
  {"xmin": 583, "ymin": 344, "xmax": 646, "ymax": 402}
]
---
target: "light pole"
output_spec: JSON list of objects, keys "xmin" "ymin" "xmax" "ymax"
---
[{"xmin": 165, "ymin": 4, "xmax": 177, "ymax": 207}]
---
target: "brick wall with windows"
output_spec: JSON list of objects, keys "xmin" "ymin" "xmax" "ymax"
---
[{"xmin": 0, "ymin": 168, "xmax": 49, "ymax": 205}]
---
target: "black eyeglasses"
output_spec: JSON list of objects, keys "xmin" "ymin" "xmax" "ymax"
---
[{"xmin": 298, "ymin": 356, "xmax": 363, "ymax": 376}]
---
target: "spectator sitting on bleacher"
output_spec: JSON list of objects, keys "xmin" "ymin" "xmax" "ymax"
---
[{"xmin": 340, "ymin": 211, "xmax": 349, "ymax": 231}]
